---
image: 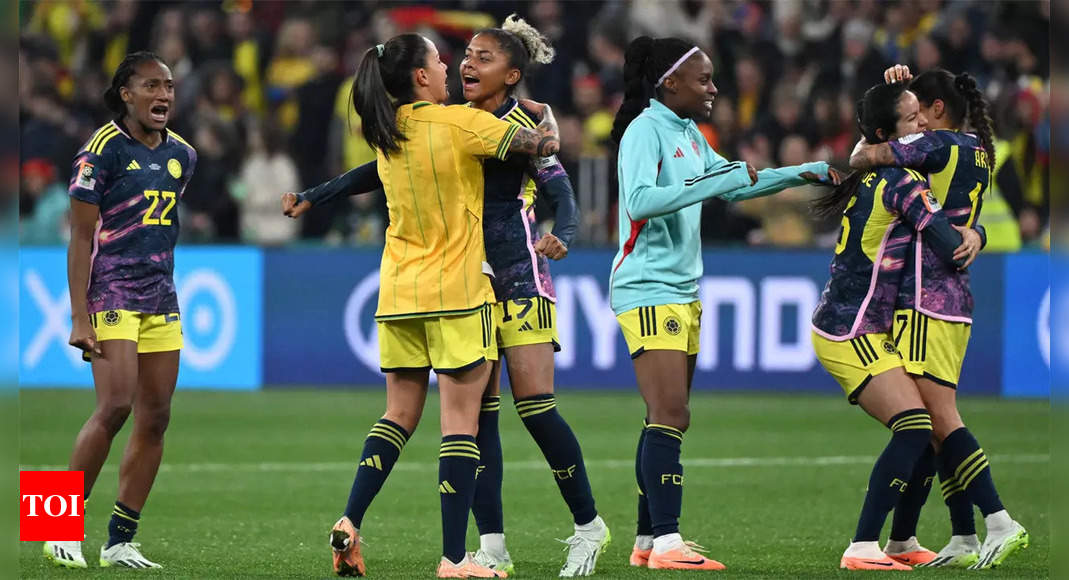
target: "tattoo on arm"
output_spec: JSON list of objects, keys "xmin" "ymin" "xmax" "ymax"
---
[
  {"xmin": 851, "ymin": 143, "xmax": 896, "ymax": 169},
  {"xmin": 509, "ymin": 105, "xmax": 559, "ymax": 156}
]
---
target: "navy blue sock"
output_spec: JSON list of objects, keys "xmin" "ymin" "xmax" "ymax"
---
[
  {"xmin": 344, "ymin": 418, "xmax": 410, "ymax": 527},
  {"xmin": 938, "ymin": 451, "xmax": 977, "ymax": 535},
  {"xmin": 515, "ymin": 394, "xmax": 597, "ymax": 525},
  {"xmin": 641, "ymin": 424, "xmax": 684, "ymax": 538},
  {"xmin": 472, "ymin": 396, "xmax": 504, "ymax": 534},
  {"xmin": 439, "ymin": 435, "xmax": 480, "ymax": 563},
  {"xmin": 635, "ymin": 422, "xmax": 653, "ymax": 536},
  {"xmin": 853, "ymin": 409, "xmax": 933, "ymax": 542},
  {"xmin": 106, "ymin": 501, "xmax": 140, "ymax": 548},
  {"xmin": 940, "ymin": 427, "xmax": 1004, "ymax": 516},
  {"xmin": 890, "ymin": 443, "xmax": 937, "ymax": 541}
]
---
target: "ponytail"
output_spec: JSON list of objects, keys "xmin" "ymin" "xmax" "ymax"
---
[
  {"xmin": 955, "ymin": 72, "xmax": 996, "ymax": 168},
  {"xmin": 104, "ymin": 51, "xmax": 167, "ymax": 119},
  {"xmin": 610, "ymin": 36, "xmax": 695, "ymax": 144},
  {"xmin": 812, "ymin": 171, "xmax": 864, "ymax": 219},
  {"xmin": 351, "ymin": 34, "xmax": 429, "ymax": 158}
]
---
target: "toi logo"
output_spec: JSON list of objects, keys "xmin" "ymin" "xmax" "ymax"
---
[{"xmin": 20, "ymin": 471, "xmax": 84, "ymax": 541}]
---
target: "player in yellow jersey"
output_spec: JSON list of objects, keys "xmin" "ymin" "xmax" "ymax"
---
[{"xmin": 324, "ymin": 33, "xmax": 560, "ymax": 579}]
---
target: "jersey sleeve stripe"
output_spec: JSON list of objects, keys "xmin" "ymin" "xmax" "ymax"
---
[
  {"xmin": 507, "ymin": 109, "xmax": 537, "ymax": 129},
  {"xmin": 92, "ymin": 129, "xmax": 122, "ymax": 155},
  {"xmin": 86, "ymin": 125, "xmax": 118, "ymax": 155},
  {"xmin": 495, "ymin": 124, "xmax": 520, "ymax": 161},
  {"xmin": 167, "ymin": 130, "xmax": 195, "ymax": 150}
]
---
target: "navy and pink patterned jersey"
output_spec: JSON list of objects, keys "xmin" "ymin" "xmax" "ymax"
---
[
  {"xmin": 889, "ymin": 130, "xmax": 989, "ymax": 322},
  {"xmin": 812, "ymin": 167, "xmax": 951, "ymax": 339},
  {"xmin": 481, "ymin": 98, "xmax": 576, "ymax": 303},
  {"xmin": 68, "ymin": 121, "xmax": 197, "ymax": 315}
]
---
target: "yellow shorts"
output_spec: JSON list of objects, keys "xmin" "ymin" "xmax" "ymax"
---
[
  {"xmin": 378, "ymin": 305, "xmax": 498, "ymax": 374},
  {"xmin": 616, "ymin": 302, "xmax": 701, "ymax": 358},
  {"xmin": 494, "ymin": 297, "xmax": 560, "ymax": 351},
  {"xmin": 89, "ymin": 309, "xmax": 183, "ymax": 355},
  {"xmin": 893, "ymin": 309, "xmax": 972, "ymax": 388},
  {"xmin": 812, "ymin": 331, "xmax": 903, "ymax": 404}
]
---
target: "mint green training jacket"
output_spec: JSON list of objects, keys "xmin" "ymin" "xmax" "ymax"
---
[{"xmin": 610, "ymin": 98, "xmax": 830, "ymax": 315}]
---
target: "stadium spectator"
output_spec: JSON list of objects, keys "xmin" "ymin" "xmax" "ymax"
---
[{"xmin": 17, "ymin": 0, "xmax": 1049, "ymax": 250}]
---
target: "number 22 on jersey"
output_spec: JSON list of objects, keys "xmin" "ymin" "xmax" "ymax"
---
[{"xmin": 142, "ymin": 190, "xmax": 176, "ymax": 226}]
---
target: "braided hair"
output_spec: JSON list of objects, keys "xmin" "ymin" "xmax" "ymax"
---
[
  {"xmin": 103, "ymin": 51, "xmax": 168, "ymax": 119},
  {"xmin": 909, "ymin": 69, "xmax": 996, "ymax": 167},
  {"xmin": 610, "ymin": 36, "xmax": 695, "ymax": 144}
]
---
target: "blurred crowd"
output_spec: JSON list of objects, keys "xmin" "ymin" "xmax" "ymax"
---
[{"xmin": 19, "ymin": 0, "xmax": 1050, "ymax": 250}]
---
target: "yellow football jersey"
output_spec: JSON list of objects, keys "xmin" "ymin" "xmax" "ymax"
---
[{"xmin": 375, "ymin": 102, "xmax": 519, "ymax": 320}]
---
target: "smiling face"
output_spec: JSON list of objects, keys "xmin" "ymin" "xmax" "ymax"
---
[
  {"xmin": 889, "ymin": 89, "xmax": 928, "ymax": 139},
  {"xmin": 460, "ymin": 33, "xmax": 520, "ymax": 104},
  {"xmin": 662, "ymin": 50, "xmax": 717, "ymax": 121},
  {"xmin": 121, "ymin": 59, "xmax": 174, "ymax": 131}
]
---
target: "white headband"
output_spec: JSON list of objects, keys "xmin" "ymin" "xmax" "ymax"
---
[{"xmin": 655, "ymin": 47, "xmax": 700, "ymax": 88}]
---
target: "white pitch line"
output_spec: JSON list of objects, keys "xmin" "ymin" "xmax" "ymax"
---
[{"xmin": 20, "ymin": 453, "xmax": 1048, "ymax": 474}]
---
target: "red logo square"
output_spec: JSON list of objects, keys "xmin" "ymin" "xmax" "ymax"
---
[{"xmin": 20, "ymin": 471, "xmax": 84, "ymax": 541}]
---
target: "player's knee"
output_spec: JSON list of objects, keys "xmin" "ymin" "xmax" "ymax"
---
[
  {"xmin": 930, "ymin": 415, "xmax": 965, "ymax": 443},
  {"xmin": 138, "ymin": 404, "xmax": 172, "ymax": 440},
  {"xmin": 93, "ymin": 402, "xmax": 133, "ymax": 437},
  {"xmin": 383, "ymin": 410, "xmax": 420, "ymax": 436},
  {"xmin": 650, "ymin": 405, "xmax": 690, "ymax": 432}
]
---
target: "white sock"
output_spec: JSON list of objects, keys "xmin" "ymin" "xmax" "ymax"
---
[
  {"xmin": 947, "ymin": 534, "xmax": 980, "ymax": 551},
  {"xmin": 575, "ymin": 515, "xmax": 602, "ymax": 532},
  {"xmin": 652, "ymin": 533, "xmax": 683, "ymax": 554},
  {"xmin": 480, "ymin": 533, "xmax": 506, "ymax": 555},
  {"xmin": 884, "ymin": 536, "xmax": 920, "ymax": 553},
  {"xmin": 634, "ymin": 535, "xmax": 653, "ymax": 551},
  {"xmin": 984, "ymin": 509, "xmax": 1014, "ymax": 534},
  {"xmin": 843, "ymin": 540, "xmax": 885, "ymax": 559}
]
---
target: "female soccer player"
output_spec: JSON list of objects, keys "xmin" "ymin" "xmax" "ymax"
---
[
  {"xmin": 609, "ymin": 36, "xmax": 839, "ymax": 571},
  {"xmin": 283, "ymin": 17, "xmax": 607, "ymax": 577},
  {"xmin": 850, "ymin": 65, "xmax": 1029, "ymax": 569},
  {"xmin": 317, "ymin": 33, "xmax": 559, "ymax": 579},
  {"xmin": 46, "ymin": 51, "xmax": 196, "ymax": 570},
  {"xmin": 811, "ymin": 81, "xmax": 969, "ymax": 571}
]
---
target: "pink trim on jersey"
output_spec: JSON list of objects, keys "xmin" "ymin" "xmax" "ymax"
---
[
  {"xmin": 913, "ymin": 233, "xmax": 973, "ymax": 324},
  {"xmin": 518, "ymin": 176, "xmax": 551, "ymax": 300},
  {"xmin": 811, "ymin": 324, "xmax": 849, "ymax": 341},
  {"xmin": 817, "ymin": 221, "xmax": 898, "ymax": 341},
  {"xmin": 87, "ymin": 216, "xmax": 102, "ymax": 291},
  {"xmin": 848, "ymin": 223, "xmax": 897, "ymax": 337}
]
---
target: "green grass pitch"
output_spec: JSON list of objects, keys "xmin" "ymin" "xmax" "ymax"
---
[{"xmin": 19, "ymin": 389, "xmax": 1048, "ymax": 578}]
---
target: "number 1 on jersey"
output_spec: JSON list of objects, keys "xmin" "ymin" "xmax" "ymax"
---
[{"xmin": 142, "ymin": 190, "xmax": 176, "ymax": 226}]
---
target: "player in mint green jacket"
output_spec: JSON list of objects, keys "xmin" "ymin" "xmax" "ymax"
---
[{"xmin": 608, "ymin": 36, "xmax": 841, "ymax": 572}]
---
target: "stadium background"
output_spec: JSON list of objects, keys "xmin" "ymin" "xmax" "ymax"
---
[{"xmin": 18, "ymin": 1, "xmax": 1051, "ymax": 578}]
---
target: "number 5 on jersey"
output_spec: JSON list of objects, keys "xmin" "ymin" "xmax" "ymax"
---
[{"xmin": 142, "ymin": 190, "xmax": 176, "ymax": 226}]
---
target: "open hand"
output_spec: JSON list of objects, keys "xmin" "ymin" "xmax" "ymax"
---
[
  {"xmin": 534, "ymin": 233, "xmax": 568, "ymax": 260},
  {"xmin": 282, "ymin": 192, "xmax": 313, "ymax": 218}
]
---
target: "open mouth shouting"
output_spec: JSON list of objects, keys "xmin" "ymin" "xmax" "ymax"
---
[{"xmin": 149, "ymin": 103, "xmax": 169, "ymax": 124}]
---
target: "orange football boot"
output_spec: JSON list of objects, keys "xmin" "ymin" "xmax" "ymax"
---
[
  {"xmin": 647, "ymin": 541, "xmax": 726, "ymax": 571},
  {"xmin": 330, "ymin": 517, "xmax": 366, "ymax": 577},
  {"xmin": 630, "ymin": 546, "xmax": 652, "ymax": 567},
  {"xmin": 840, "ymin": 555, "xmax": 912, "ymax": 571},
  {"xmin": 436, "ymin": 554, "xmax": 507, "ymax": 578}
]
